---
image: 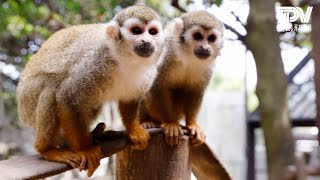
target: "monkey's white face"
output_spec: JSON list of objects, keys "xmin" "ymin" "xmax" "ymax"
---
[
  {"xmin": 183, "ymin": 25, "xmax": 222, "ymax": 61},
  {"xmin": 119, "ymin": 18, "xmax": 164, "ymax": 62}
]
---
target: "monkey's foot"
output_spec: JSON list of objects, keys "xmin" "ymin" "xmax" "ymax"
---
[
  {"xmin": 186, "ymin": 123, "xmax": 206, "ymax": 147},
  {"xmin": 42, "ymin": 149, "xmax": 82, "ymax": 169},
  {"xmin": 76, "ymin": 146, "xmax": 102, "ymax": 177},
  {"xmin": 161, "ymin": 122, "xmax": 184, "ymax": 146},
  {"xmin": 141, "ymin": 121, "xmax": 160, "ymax": 129},
  {"xmin": 128, "ymin": 126, "xmax": 150, "ymax": 150}
]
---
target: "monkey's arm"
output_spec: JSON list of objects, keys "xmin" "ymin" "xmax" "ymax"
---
[
  {"xmin": 145, "ymin": 87, "xmax": 186, "ymax": 146},
  {"xmin": 118, "ymin": 99, "xmax": 150, "ymax": 150},
  {"xmin": 146, "ymin": 87, "xmax": 178, "ymax": 122},
  {"xmin": 184, "ymin": 89, "xmax": 206, "ymax": 146}
]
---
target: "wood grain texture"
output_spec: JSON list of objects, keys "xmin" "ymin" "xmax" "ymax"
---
[
  {"xmin": 116, "ymin": 134, "xmax": 191, "ymax": 180},
  {"xmin": 0, "ymin": 155, "xmax": 72, "ymax": 180}
]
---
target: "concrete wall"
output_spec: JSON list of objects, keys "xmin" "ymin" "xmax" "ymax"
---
[{"xmin": 198, "ymin": 91, "xmax": 246, "ymax": 180}]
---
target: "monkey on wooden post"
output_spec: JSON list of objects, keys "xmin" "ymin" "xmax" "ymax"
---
[
  {"xmin": 140, "ymin": 11, "xmax": 224, "ymax": 146},
  {"xmin": 17, "ymin": 6, "xmax": 165, "ymax": 177}
]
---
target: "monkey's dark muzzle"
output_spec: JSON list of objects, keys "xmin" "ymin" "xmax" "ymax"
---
[
  {"xmin": 194, "ymin": 47, "xmax": 211, "ymax": 60},
  {"xmin": 134, "ymin": 42, "xmax": 155, "ymax": 58}
]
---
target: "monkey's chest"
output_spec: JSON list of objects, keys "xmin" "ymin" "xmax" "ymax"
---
[
  {"xmin": 104, "ymin": 64, "xmax": 157, "ymax": 101},
  {"xmin": 167, "ymin": 62, "xmax": 209, "ymax": 87}
]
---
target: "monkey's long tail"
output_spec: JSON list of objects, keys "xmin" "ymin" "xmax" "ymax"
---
[{"xmin": 191, "ymin": 143, "xmax": 232, "ymax": 180}]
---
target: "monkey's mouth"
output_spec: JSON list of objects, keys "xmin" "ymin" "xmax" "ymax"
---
[
  {"xmin": 134, "ymin": 42, "xmax": 155, "ymax": 58},
  {"xmin": 194, "ymin": 48, "xmax": 211, "ymax": 60}
]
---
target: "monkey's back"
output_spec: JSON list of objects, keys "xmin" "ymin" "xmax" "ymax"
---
[
  {"xmin": 22, "ymin": 24, "xmax": 108, "ymax": 78},
  {"xmin": 17, "ymin": 24, "xmax": 108, "ymax": 127}
]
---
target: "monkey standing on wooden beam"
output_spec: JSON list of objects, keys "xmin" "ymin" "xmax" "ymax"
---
[
  {"xmin": 140, "ymin": 11, "xmax": 224, "ymax": 146},
  {"xmin": 16, "ymin": 6, "xmax": 165, "ymax": 177}
]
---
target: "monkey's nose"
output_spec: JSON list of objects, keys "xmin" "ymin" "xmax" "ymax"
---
[
  {"xmin": 194, "ymin": 47, "xmax": 211, "ymax": 60},
  {"xmin": 134, "ymin": 42, "xmax": 155, "ymax": 58}
]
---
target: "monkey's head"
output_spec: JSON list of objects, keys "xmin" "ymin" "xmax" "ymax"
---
[
  {"xmin": 166, "ymin": 11, "xmax": 224, "ymax": 61},
  {"xmin": 106, "ymin": 6, "xmax": 164, "ymax": 62}
]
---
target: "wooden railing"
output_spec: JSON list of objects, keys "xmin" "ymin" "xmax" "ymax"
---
[
  {"xmin": 0, "ymin": 127, "xmax": 231, "ymax": 180},
  {"xmin": 0, "ymin": 128, "xmax": 161, "ymax": 180}
]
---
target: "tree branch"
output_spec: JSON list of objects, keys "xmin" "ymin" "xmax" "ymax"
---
[
  {"xmin": 170, "ymin": 0, "xmax": 246, "ymax": 43},
  {"xmin": 223, "ymin": 23, "xmax": 246, "ymax": 42},
  {"xmin": 171, "ymin": 0, "xmax": 187, "ymax": 13}
]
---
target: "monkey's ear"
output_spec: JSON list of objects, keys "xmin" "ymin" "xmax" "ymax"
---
[
  {"xmin": 215, "ymin": 21, "xmax": 225, "ymax": 48},
  {"xmin": 165, "ymin": 18, "xmax": 184, "ymax": 39},
  {"xmin": 219, "ymin": 21, "xmax": 225, "ymax": 38},
  {"xmin": 106, "ymin": 21, "xmax": 119, "ymax": 39}
]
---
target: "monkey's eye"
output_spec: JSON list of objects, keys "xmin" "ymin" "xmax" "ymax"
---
[
  {"xmin": 131, "ymin": 27, "xmax": 143, "ymax": 35},
  {"xmin": 208, "ymin": 34, "xmax": 216, "ymax": 43},
  {"xmin": 193, "ymin": 32, "xmax": 203, "ymax": 41},
  {"xmin": 149, "ymin": 28, "xmax": 158, "ymax": 35}
]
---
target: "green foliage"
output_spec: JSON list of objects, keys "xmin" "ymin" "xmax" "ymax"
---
[{"xmin": 209, "ymin": 72, "xmax": 243, "ymax": 91}]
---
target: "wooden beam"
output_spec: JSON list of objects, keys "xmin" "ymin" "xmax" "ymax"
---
[
  {"xmin": 0, "ymin": 126, "xmax": 230, "ymax": 180},
  {"xmin": 0, "ymin": 155, "xmax": 72, "ymax": 180},
  {"xmin": 0, "ymin": 128, "xmax": 162, "ymax": 180}
]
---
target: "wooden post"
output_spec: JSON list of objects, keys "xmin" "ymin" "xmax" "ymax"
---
[{"xmin": 116, "ymin": 134, "xmax": 191, "ymax": 180}]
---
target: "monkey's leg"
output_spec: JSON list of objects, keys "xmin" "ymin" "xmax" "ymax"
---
[
  {"xmin": 34, "ymin": 88, "xmax": 82, "ymax": 169},
  {"xmin": 184, "ymin": 90, "xmax": 206, "ymax": 147},
  {"xmin": 119, "ymin": 100, "xmax": 150, "ymax": 150},
  {"xmin": 161, "ymin": 122, "xmax": 184, "ymax": 146},
  {"xmin": 147, "ymin": 88, "xmax": 183, "ymax": 146},
  {"xmin": 57, "ymin": 105, "xmax": 102, "ymax": 177}
]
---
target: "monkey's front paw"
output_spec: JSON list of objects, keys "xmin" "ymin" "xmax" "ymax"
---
[
  {"xmin": 76, "ymin": 146, "xmax": 102, "ymax": 177},
  {"xmin": 128, "ymin": 126, "xmax": 150, "ymax": 150},
  {"xmin": 186, "ymin": 123, "xmax": 206, "ymax": 147},
  {"xmin": 161, "ymin": 123, "xmax": 184, "ymax": 146},
  {"xmin": 141, "ymin": 121, "xmax": 160, "ymax": 129}
]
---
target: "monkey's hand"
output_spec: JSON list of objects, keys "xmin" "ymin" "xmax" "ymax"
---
[
  {"xmin": 141, "ymin": 121, "xmax": 160, "ymax": 129},
  {"xmin": 161, "ymin": 122, "xmax": 184, "ymax": 146},
  {"xmin": 186, "ymin": 123, "xmax": 206, "ymax": 147},
  {"xmin": 128, "ymin": 125, "xmax": 150, "ymax": 150}
]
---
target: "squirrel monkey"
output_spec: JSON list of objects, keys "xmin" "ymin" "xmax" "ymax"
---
[
  {"xmin": 140, "ymin": 11, "xmax": 224, "ymax": 146},
  {"xmin": 17, "ymin": 6, "xmax": 164, "ymax": 176}
]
